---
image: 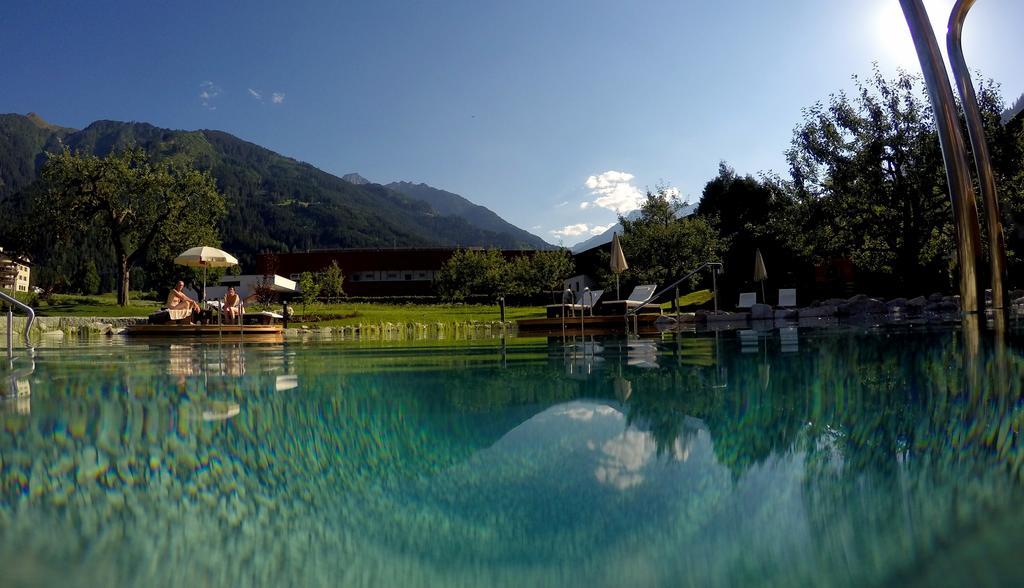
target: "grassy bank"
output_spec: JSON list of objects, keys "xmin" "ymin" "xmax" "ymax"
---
[
  {"xmin": 291, "ymin": 302, "xmax": 544, "ymax": 326},
  {"xmin": 19, "ymin": 293, "xmax": 161, "ymax": 317},
  {"xmin": 21, "ymin": 293, "xmax": 545, "ymax": 324}
]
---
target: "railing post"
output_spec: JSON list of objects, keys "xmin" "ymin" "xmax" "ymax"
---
[
  {"xmin": 712, "ymin": 264, "xmax": 719, "ymax": 314},
  {"xmin": 6, "ymin": 307, "xmax": 12, "ymax": 360},
  {"xmin": 900, "ymin": 0, "xmax": 984, "ymax": 313}
]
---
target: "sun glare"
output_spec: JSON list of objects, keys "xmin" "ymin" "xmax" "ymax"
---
[{"xmin": 871, "ymin": 0, "xmax": 955, "ymax": 69}]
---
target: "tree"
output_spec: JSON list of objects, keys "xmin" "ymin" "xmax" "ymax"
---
[
  {"xmin": 78, "ymin": 259, "xmax": 101, "ymax": 295},
  {"xmin": 696, "ymin": 163, "xmax": 801, "ymax": 293},
  {"xmin": 298, "ymin": 272, "xmax": 320, "ymax": 313},
  {"xmin": 506, "ymin": 249, "xmax": 575, "ymax": 301},
  {"xmin": 616, "ymin": 188, "xmax": 724, "ymax": 290},
  {"xmin": 318, "ymin": 261, "xmax": 345, "ymax": 302},
  {"xmin": 435, "ymin": 249, "xmax": 510, "ymax": 301},
  {"xmin": 786, "ymin": 68, "xmax": 956, "ymax": 292},
  {"xmin": 37, "ymin": 148, "xmax": 225, "ymax": 305}
]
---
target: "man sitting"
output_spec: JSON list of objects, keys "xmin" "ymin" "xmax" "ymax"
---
[{"xmin": 167, "ymin": 280, "xmax": 201, "ymax": 323}]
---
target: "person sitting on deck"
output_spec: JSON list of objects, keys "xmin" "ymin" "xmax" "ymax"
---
[
  {"xmin": 167, "ymin": 280, "xmax": 201, "ymax": 322},
  {"xmin": 222, "ymin": 286, "xmax": 242, "ymax": 322}
]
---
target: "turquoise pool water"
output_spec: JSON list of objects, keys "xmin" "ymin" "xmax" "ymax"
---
[{"xmin": 2, "ymin": 326, "xmax": 1024, "ymax": 587}]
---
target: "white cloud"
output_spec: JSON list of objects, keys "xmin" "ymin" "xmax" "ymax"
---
[
  {"xmin": 248, "ymin": 88, "xmax": 263, "ymax": 101},
  {"xmin": 550, "ymin": 223, "xmax": 591, "ymax": 238},
  {"xmin": 271, "ymin": 92, "xmax": 285, "ymax": 104},
  {"xmin": 583, "ymin": 170, "xmax": 644, "ymax": 213},
  {"xmin": 550, "ymin": 222, "xmax": 615, "ymax": 239},
  {"xmin": 198, "ymin": 81, "xmax": 221, "ymax": 110}
]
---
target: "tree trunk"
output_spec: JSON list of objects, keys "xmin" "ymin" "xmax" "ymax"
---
[{"xmin": 118, "ymin": 256, "xmax": 130, "ymax": 307}]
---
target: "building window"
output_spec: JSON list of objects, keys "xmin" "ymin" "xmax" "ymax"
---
[{"xmin": 404, "ymin": 273, "xmax": 413, "ymax": 281}]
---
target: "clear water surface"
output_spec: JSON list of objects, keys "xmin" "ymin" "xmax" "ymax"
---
[{"xmin": 2, "ymin": 324, "xmax": 1024, "ymax": 587}]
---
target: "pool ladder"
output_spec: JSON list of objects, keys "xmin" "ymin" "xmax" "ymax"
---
[{"xmin": 2, "ymin": 289, "xmax": 35, "ymax": 360}]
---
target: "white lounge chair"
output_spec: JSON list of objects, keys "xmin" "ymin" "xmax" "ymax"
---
[
  {"xmin": 778, "ymin": 288, "xmax": 797, "ymax": 308},
  {"xmin": 738, "ymin": 292, "xmax": 757, "ymax": 309},
  {"xmin": 604, "ymin": 284, "xmax": 658, "ymax": 311},
  {"xmin": 545, "ymin": 289, "xmax": 604, "ymax": 318}
]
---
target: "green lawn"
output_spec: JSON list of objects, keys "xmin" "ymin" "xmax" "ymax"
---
[
  {"xmin": 23, "ymin": 292, "xmax": 546, "ymax": 324},
  {"xmin": 292, "ymin": 302, "xmax": 545, "ymax": 326},
  {"xmin": 23, "ymin": 293, "xmax": 161, "ymax": 317}
]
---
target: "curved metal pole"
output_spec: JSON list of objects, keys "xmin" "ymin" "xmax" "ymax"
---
[
  {"xmin": 900, "ymin": 0, "xmax": 984, "ymax": 314},
  {"xmin": 1, "ymin": 290, "xmax": 35, "ymax": 352},
  {"xmin": 948, "ymin": 0, "xmax": 1007, "ymax": 311}
]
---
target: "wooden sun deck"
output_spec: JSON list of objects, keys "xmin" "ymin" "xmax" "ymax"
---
[
  {"xmin": 124, "ymin": 324, "xmax": 284, "ymax": 339},
  {"xmin": 517, "ymin": 313, "xmax": 667, "ymax": 334}
]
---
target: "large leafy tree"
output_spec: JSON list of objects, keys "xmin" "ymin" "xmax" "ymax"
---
[
  {"xmin": 696, "ymin": 163, "xmax": 800, "ymax": 292},
  {"xmin": 617, "ymin": 188, "xmax": 724, "ymax": 290},
  {"xmin": 787, "ymin": 67, "xmax": 1024, "ymax": 293},
  {"xmin": 435, "ymin": 249, "xmax": 511, "ymax": 301},
  {"xmin": 786, "ymin": 69, "xmax": 954, "ymax": 291},
  {"xmin": 36, "ymin": 148, "xmax": 225, "ymax": 305},
  {"xmin": 507, "ymin": 249, "xmax": 575, "ymax": 301}
]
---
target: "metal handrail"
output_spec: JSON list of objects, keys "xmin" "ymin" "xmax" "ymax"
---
[
  {"xmin": 2, "ymin": 290, "xmax": 35, "ymax": 356},
  {"xmin": 626, "ymin": 262, "xmax": 723, "ymax": 317}
]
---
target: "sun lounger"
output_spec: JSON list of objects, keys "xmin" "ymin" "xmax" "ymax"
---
[
  {"xmin": 600, "ymin": 284, "xmax": 659, "ymax": 314},
  {"xmin": 778, "ymin": 288, "xmax": 797, "ymax": 308},
  {"xmin": 738, "ymin": 292, "xmax": 756, "ymax": 309},
  {"xmin": 148, "ymin": 308, "xmax": 194, "ymax": 324},
  {"xmin": 545, "ymin": 289, "xmax": 605, "ymax": 318}
]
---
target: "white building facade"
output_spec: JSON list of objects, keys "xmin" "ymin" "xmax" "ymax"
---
[{"xmin": 0, "ymin": 247, "xmax": 31, "ymax": 293}]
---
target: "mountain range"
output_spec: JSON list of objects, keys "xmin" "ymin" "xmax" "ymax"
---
[{"xmin": 0, "ymin": 113, "xmax": 553, "ymax": 269}]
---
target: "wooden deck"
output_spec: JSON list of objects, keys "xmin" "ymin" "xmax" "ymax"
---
[
  {"xmin": 517, "ymin": 313, "xmax": 670, "ymax": 334},
  {"xmin": 124, "ymin": 324, "xmax": 284, "ymax": 340}
]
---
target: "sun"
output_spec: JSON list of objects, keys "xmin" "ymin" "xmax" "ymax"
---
[{"xmin": 870, "ymin": 0, "xmax": 955, "ymax": 69}]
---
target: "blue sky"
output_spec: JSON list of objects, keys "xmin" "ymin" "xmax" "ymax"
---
[{"xmin": 2, "ymin": 0, "xmax": 1022, "ymax": 246}]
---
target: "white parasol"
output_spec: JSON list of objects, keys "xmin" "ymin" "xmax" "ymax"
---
[
  {"xmin": 173, "ymin": 246, "xmax": 239, "ymax": 302},
  {"xmin": 610, "ymin": 232, "xmax": 629, "ymax": 299},
  {"xmin": 753, "ymin": 248, "xmax": 768, "ymax": 303}
]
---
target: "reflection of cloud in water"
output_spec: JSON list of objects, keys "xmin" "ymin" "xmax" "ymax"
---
[
  {"xmin": 542, "ymin": 401, "xmax": 699, "ymax": 491},
  {"xmin": 553, "ymin": 404, "xmax": 619, "ymax": 422},
  {"xmin": 594, "ymin": 429, "xmax": 693, "ymax": 490}
]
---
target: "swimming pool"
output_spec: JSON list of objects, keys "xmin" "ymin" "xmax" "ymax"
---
[{"xmin": 2, "ymin": 325, "xmax": 1023, "ymax": 587}]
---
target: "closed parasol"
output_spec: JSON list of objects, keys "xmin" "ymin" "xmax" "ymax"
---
[
  {"xmin": 610, "ymin": 232, "xmax": 629, "ymax": 299},
  {"xmin": 753, "ymin": 248, "xmax": 767, "ymax": 303}
]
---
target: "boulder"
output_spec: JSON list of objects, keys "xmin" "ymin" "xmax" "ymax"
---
[
  {"xmin": 84, "ymin": 322, "xmax": 113, "ymax": 335},
  {"xmin": 750, "ymin": 303, "xmax": 774, "ymax": 320},
  {"xmin": 906, "ymin": 296, "xmax": 927, "ymax": 308},
  {"xmin": 800, "ymin": 305, "xmax": 836, "ymax": 318},
  {"xmin": 837, "ymin": 296, "xmax": 886, "ymax": 316},
  {"xmin": 886, "ymin": 297, "xmax": 908, "ymax": 310},
  {"xmin": 774, "ymin": 309, "xmax": 798, "ymax": 319}
]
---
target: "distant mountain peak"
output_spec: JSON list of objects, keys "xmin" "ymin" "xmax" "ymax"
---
[
  {"xmin": 342, "ymin": 172, "xmax": 371, "ymax": 185},
  {"xmin": 25, "ymin": 112, "xmax": 75, "ymax": 133},
  {"xmin": 386, "ymin": 180, "xmax": 553, "ymax": 250}
]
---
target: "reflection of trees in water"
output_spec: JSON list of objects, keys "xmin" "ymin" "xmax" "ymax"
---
[{"xmin": 608, "ymin": 329, "xmax": 1024, "ymax": 491}]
